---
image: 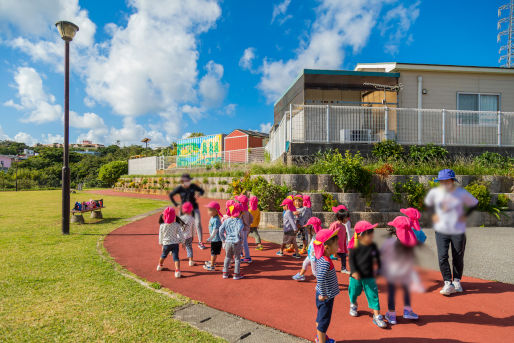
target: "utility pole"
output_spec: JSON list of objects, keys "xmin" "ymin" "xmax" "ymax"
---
[{"xmin": 498, "ymin": 1, "xmax": 514, "ymax": 67}]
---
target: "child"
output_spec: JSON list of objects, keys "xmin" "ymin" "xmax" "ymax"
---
[
  {"xmin": 219, "ymin": 202, "xmax": 245, "ymax": 280},
  {"xmin": 180, "ymin": 202, "xmax": 197, "ymax": 267},
  {"xmin": 400, "ymin": 207, "xmax": 427, "ymax": 244},
  {"xmin": 313, "ymin": 228, "xmax": 341, "ymax": 343},
  {"xmin": 348, "ymin": 221, "xmax": 387, "ymax": 329},
  {"xmin": 292, "ymin": 216, "xmax": 322, "ymax": 281},
  {"xmin": 330, "ymin": 205, "xmax": 351, "ymax": 274},
  {"xmin": 157, "ymin": 207, "xmax": 184, "ymax": 278},
  {"xmin": 276, "ymin": 198, "xmax": 301, "ymax": 258},
  {"xmin": 424, "ymin": 169, "xmax": 478, "ymax": 295},
  {"xmin": 222, "ymin": 199, "xmax": 235, "ymax": 223},
  {"xmin": 235, "ymin": 195, "xmax": 254, "ymax": 263},
  {"xmin": 296, "ymin": 195, "xmax": 313, "ymax": 254},
  {"xmin": 382, "ymin": 216, "xmax": 421, "ymax": 325},
  {"xmin": 249, "ymin": 196, "xmax": 263, "ymax": 251},
  {"xmin": 204, "ymin": 201, "xmax": 223, "ymax": 271}
]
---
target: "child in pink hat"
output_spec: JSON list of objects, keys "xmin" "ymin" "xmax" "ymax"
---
[
  {"xmin": 348, "ymin": 221, "xmax": 387, "ymax": 329},
  {"xmin": 329, "ymin": 205, "xmax": 351, "ymax": 274},
  {"xmin": 295, "ymin": 194, "xmax": 313, "ymax": 255},
  {"xmin": 180, "ymin": 202, "xmax": 196, "ymax": 267},
  {"xmin": 400, "ymin": 207, "xmax": 427, "ymax": 244},
  {"xmin": 249, "ymin": 196, "xmax": 263, "ymax": 251},
  {"xmin": 204, "ymin": 201, "xmax": 223, "ymax": 271},
  {"xmin": 157, "ymin": 207, "xmax": 185, "ymax": 278},
  {"xmin": 292, "ymin": 217, "xmax": 323, "ymax": 281},
  {"xmin": 312, "ymin": 228, "xmax": 340, "ymax": 343},
  {"xmin": 235, "ymin": 195, "xmax": 254, "ymax": 264},
  {"xmin": 218, "ymin": 203, "xmax": 245, "ymax": 280},
  {"xmin": 382, "ymin": 216, "xmax": 422, "ymax": 325},
  {"xmin": 277, "ymin": 198, "xmax": 301, "ymax": 258}
]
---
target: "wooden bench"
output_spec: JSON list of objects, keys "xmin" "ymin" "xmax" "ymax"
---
[{"xmin": 71, "ymin": 200, "xmax": 105, "ymax": 224}]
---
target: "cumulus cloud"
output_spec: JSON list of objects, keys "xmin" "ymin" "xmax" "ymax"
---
[
  {"xmin": 14, "ymin": 132, "xmax": 38, "ymax": 146},
  {"xmin": 379, "ymin": 1, "xmax": 420, "ymax": 55},
  {"xmin": 198, "ymin": 61, "xmax": 227, "ymax": 108},
  {"xmin": 4, "ymin": 67, "xmax": 62, "ymax": 124},
  {"xmin": 69, "ymin": 111, "xmax": 106, "ymax": 130},
  {"xmin": 0, "ymin": 125, "xmax": 11, "ymax": 140},
  {"xmin": 41, "ymin": 133, "xmax": 64, "ymax": 144},
  {"xmin": 239, "ymin": 47, "xmax": 256, "ymax": 70},
  {"xmin": 256, "ymin": 0, "xmax": 419, "ymax": 103},
  {"xmin": 271, "ymin": 0, "xmax": 292, "ymax": 24},
  {"xmin": 259, "ymin": 122, "xmax": 273, "ymax": 133}
]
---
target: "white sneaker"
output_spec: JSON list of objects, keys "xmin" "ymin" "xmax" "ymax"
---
[
  {"xmin": 453, "ymin": 279, "xmax": 463, "ymax": 292},
  {"xmin": 156, "ymin": 265, "xmax": 163, "ymax": 271},
  {"xmin": 440, "ymin": 281, "xmax": 456, "ymax": 296},
  {"xmin": 175, "ymin": 271, "xmax": 181, "ymax": 278},
  {"xmin": 349, "ymin": 304, "xmax": 358, "ymax": 317},
  {"xmin": 189, "ymin": 260, "xmax": 195, "ymax": 267},
  {"xmin": 341, "ymin": 269, "xmax": 350, "ymax": 274}
]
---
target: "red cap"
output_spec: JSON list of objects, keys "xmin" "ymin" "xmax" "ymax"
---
[
  {"xmin": 280, "ymin": 198, "xmax": 296, "ymax": 212},
  {"xmin": 182, "ymin": 202, "xmax": 193, "ymax": 214},
  {"xmin": 332, "ymin": 205, "xmax": 348, "ymax": 213},
  {"xmin": 205, "ymin": 201, "xmax": 222, "ymax": 216},
  {"xmin": 348, "ymin": 221, "xmax": 378, "ymax": 249},
  {"xmin": 314, "ymin": 228, "xmax": 340, "ymax": 259},
  {"xmin": 388, "ymin": 216, "xmax": 418, "ymax": 247},
  {"xmin": 163, "ymin": 206, "xmax": 176, "ymax": 224},
  {"xmin": 306, "ymin": 216, "xmax": 322, "ymax": 233}
]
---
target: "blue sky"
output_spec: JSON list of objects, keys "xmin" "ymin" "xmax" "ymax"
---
[{"xmin": 0, "ymin": 0, "xmax": 508, "ymax": 147}]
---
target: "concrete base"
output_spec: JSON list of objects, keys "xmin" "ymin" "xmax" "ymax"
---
[
  {"xmin": 71, "ymin": 214, "xmax": 85, "ymax": 224},
  {"xmin": 91, "ymin": 210, "xmax": 103, "ymax": 219}
]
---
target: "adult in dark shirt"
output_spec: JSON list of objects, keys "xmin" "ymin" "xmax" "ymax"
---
[{"xmin": 169, "ymin": 173, "xmax": 206, "ymax": 249}]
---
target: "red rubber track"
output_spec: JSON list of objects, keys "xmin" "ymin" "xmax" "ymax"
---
[{"xmin": 97, "ymin": 190, "xmax": 514, "ymax": 343}]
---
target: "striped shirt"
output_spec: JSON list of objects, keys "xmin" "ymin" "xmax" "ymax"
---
[{"xmin": 315, "ymin": 256, "xmax": 340, "ymax": 299}]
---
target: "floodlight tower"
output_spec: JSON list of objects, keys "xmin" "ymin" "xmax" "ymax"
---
[{"xmin": 498, "ymin": 1, "xmax": 514, "ymax": 68}]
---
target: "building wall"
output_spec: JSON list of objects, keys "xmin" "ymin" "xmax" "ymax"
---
[
  {"xmin": 304, "ymin": 89, "xmax": 362, "ymax": 104},
  {"xmin": 128, "ymin": 156, "xmax": 158, "ymax": 175},
  {"xmin": 248, "ymin": 135, "xmax": 264, "ymax": 148},
  {"xmin": 0, "ymin": 155, "xmax": 12, "ymax": 169}
]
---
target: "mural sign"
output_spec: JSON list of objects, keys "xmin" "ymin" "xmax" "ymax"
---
[{"xmin": 176, "ymin": 134, "xmax": 224, "ymax": 167}]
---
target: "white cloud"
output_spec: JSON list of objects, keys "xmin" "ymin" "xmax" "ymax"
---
[
  {"xmin": 239, "ymin": 47, "xmax": 256, "ymax": 70},
  {"xmin": 222, "ymin": 103, "xmax": 236, "ymax": 116},
  {"xmin": 0, "ymin": 125, "xmax": 11, "ymax": 141},
  {"xmin": 4, "ymin": 67, "xmax": 62, "ymax": 124},
  {"xmin": 198, "ymin": 60, "xmax": 227, "ymax": 108},
  {"xmin": 41, "ymin": 133, "xmax": 64, "ymax": 144},
  {"xmin": 107, "ymin": 117, "xmax": 171, "ymax": 147},
  {"xmin": 14, "ymin": 132, "xmax": 37, "ymax": 146},
  {"xmin": 259, "ymin": 122, "xmax": 273, "ymax": 133},
  {"xmin": 257, "ymin": 0, "xmax": 418, "ymax": 103},
  {"xmin": 69, "ymin": 111, "xmax": 106, "ymax": 130},
  {"xmin": 271, "ymin": 0, "xmax": 292, "ymax": 24},
  {"xmin": 379, "ymin": 1, "xmax": 420, "ymax": 55}
]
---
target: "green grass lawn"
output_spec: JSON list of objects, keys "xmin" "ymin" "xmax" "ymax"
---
[{"xmin": 0, "ymin": 190, "xmax": 224, "ymax": 343}]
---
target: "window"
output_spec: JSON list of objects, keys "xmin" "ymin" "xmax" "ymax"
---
[{"xmin": 457, "ymin": 93, "xmax": 500, "ymax": 126}]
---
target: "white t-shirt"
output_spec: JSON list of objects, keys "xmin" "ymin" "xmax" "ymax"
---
[{"xmin": 424, "ymin": 186, "xmax": 478, "ymax": 235}]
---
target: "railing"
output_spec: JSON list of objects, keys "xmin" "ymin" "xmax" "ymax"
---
[
  {"xmin": 268, "ymin": 104, "xmax": 514, "ymax": 161},
  {"xmin": 164, "ymin": 148, "xmax": 266, "ymax": 169}
]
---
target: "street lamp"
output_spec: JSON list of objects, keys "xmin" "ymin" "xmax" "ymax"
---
[{"xmin": 56, "ymin": 20, "xmax": 79, "ymax": 235}]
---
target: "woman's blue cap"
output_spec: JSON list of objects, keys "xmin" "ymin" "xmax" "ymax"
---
[{"xmin": 435, "ymin": 169, "xmax": 456, "ymax": 182}]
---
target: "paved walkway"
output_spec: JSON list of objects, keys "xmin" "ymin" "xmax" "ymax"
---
[{"xmin": 96, "ymin": 190, "xmax": 514, "ymax": 343}]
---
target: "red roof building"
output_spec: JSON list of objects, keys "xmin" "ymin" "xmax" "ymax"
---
[{"xmin": 223, "ymin": 129, "xmax": 268, "ymax": 163}]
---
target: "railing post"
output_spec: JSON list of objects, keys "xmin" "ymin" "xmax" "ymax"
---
[
  {"xmin": 498, "ymin": 111, "xmax": 502, "ymax": 147},
  {"xmin": 417, "ymin": 110, "xmax": 422, "ymax": 144},
  {"xmin": 384, "ymin": 106, "xmax": 389, "ymax": 141},
  {"xmin": 326, "ymin": 104, "xmax": 330, "ymax": 142},
  {"xmin": 442, "ymin": 109, "xmax": 446, "ymax": 146},
  {"xmin": 289, "ymin": 104, "xmax": 293, "ymax": 143}
]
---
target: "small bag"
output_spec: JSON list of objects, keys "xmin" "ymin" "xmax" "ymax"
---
[{"xmin": 414, "ymin": 229, "xmax": 427, "ymax": 244}]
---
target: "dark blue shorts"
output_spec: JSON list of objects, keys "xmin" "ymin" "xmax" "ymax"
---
[
  {"xmin": 161, "ymin": 244, "xmax": 179, "ymax": 261},
  {"xmin": 210, "ymin": 241, "xmax": 222, "ymax": 256},
  {"xmin": 315, "ymin": 292, "xmax": 334, "ymax": 333}
]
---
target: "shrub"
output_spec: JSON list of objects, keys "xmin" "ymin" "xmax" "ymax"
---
[
  {"xmin": 465, "ymin": 181, "xmax": 492, "ymax": 212},
  {"xmin": 202, "ymin": 177, "xmax": 209, "ymax": 184},
  {"xmin": 97, "ymin": 160, "xmax": 128, "ymax": 187},
  {"xmin": 392, "ymin": 177, "xmax": 427, "ymax": 210},
  {"xmin": 205, "ymin": 165, "xmax": 212, "ymax": 170},
  {"xmin": 372, "ymin": 140, "xmax": 404, "ymax": 161},
  {"xmin": 497, "ymin": 193, "xmax": 509, "ymax": 209},
  {"xmin": 249, "ymin": 176, "xmax": 291, "ymax": 212},
  {"xmin": 474, "ymin": 152, "xmax": 510, "ymax": 169},
  {"xmin": 210, "ymin": 187, "xmax": 217, "ymax": 193},
  {"xmin": 409, "ymin": 144, "xmax": 448, "ymax": 163},
  {"xmin": 218, "ymin": 180, "xmax": 228, "ymax": 185},
  {"xmin": 213, "ymin": 162, "xmax": 222, "ymax": 170},
  {"xmin": 321, "ymin": 192, "xmax": 338, "ymax": 212},
  {"xmin": 311, "ymin": 150, "xmax": 372, "ymax": 194},
  {"xmin": 218, "ymin": 187, "xmax": 225, "ymax": 193},
  {"xmin": 230, "ymin": 173, "xmax": 253, "ymax": 196},
  {"xmin": 374, "ymin": 163, "xmax": 394, "ymax": 178}
]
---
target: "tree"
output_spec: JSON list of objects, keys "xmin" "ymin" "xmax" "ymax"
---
[
  {"xmin": 186, "ymin": 132, "xmax": 205, "ymax": 138},
  {"xmin": 97, "ymin": 160, "xmax": 128, "ymax": 186}
]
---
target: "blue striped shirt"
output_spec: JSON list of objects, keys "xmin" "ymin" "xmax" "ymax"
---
[{"xmin": 315, "ymin": 256, "xmax": 340, "ymax": 299}]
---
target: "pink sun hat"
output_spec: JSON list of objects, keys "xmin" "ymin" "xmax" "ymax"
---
[
  {"xmin": 205, "ymin": 201, "xmax": 222, "ymax": 216},
  {"xmin": 347, "ymin": 220, "xmax": 378, "ymax": 249},
  {"xmin": 229, "ymin": 203, "xmax": 243, "ymax": 218},
  {"xmin": 280, "ymin": 198, "xmax": 297, "ymax": 212},
  {"xmin": 388, "ymin": 216, "xmax": 418, "ymax": 247},
  {"xmin": 400, "ymin": 207, "xmax": 422, "ymax": 231},
  {"xmin": 163, "ymin": 207, "xmax": 176, "ymax": 224},
  {"xmin": 235, "ymin": 194, "xmax": 249, "ymax": 211},
  {"xmin": 302, "ymin": 195, "xmax": 311, "ymax": 208},
  {"xmin": 306, "ymin": 216, "xmax": 322, "ymax": 234},
  {"xmin": 313, "ymin": 228, "xmax": 340, "ymax": 259},
  {"xmin": 182, "ymin": 201, "xmax": 193, "ymax": 214},
  {"xmin": 249, "ymin": 196, "xmax": 259, "ymax": 211},
  {"xmin": 332, "ymin": 204, "xmax": 348, "ymax": 213},
  {"xmin": 225, "ymin": 199, "xmax": 235, "ymax": 216}
]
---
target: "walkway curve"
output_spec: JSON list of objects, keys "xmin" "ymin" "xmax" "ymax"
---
[{"xmin": 97, "ymin": 190, "xmax": 514, "ymax": 343}]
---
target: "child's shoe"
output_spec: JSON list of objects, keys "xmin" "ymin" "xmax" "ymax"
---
[
  {"xmin": 403, "ymin": 307, "xmax": 419, "ymax": 320},
  {"xmin": 385, "ymin": 311, "xmax": 397, "ymax": 325},
  {"xmin": 233, "ymin": 274, "xmax": 244, "ymax": 280},
  {"xmin": 156, "ymin": 264, "xmax": 163, "ymax": 271},
  {"xmin": 341, "ymin": 268, "xmax": 350, "ymax": 274},
  {"xmin": 373, "ymin": 314, "xmax": 387, "ymax": 328},
  {"xmin": 203, "ymin": 264, "xmax": 215, "ymax": 271},
  {"xmin": 255, "ymin": 244, "xmax": 264, "ymax": 251},
  {"xmin": 242, "ymin": 257, "xmax": 253, "ymax": 264},
  {"xmin": 292, "ymin": 273, "xmax": 306, "ymax": 281},
  {"xmin": 330, "ymin": 254, "xmax": 338, "ymax": 260},
  {"xmin": 174, "ymin": 271, "xmax": 181, "ymax": 278},
  {"xmin": 315, "ymin": 336, "xmax": 335, "ymax": 343},
  {"xmin": 284, "ymin": 246, "xmax": 295, "ymax": 253},
  {"xmin": 276, "ymin": 251, "xmax": 284, "ymax": 256},
  {"xmin": 299, "ymin": 248, "xmax": 307, "ymax": 254},
  {"xmin": 291, "ymin": 253, "xmax": 302, "ymax": 259},
  {"xmin": 198, "ymin": 242, "xmax": 206, "ymax": 250},
  {"xmin": 453, "ymin": 279, "xmax": 463, "ymax": 292},
  {"xmin": 440, "ymin": 281, "xmax": 456, "ymax": 296},
  {"xmin": 204, "ymin": 261, "xmax": 211, "ymax": 267},
  {"xmin": 189, "ymin": 260, "xmax": 195, "ymax": 267},
  {"xmin": 223, "ymin": 273, "xmax": 230, "ymax": 279},
  {"xmin": 349, "ymin": 304, "xmax": 358, "ymax": 317}
]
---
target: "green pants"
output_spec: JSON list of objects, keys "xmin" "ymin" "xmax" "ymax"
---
[{"xmin": 348, "ymin": 277, "xmax": 380, "ymax": 311}]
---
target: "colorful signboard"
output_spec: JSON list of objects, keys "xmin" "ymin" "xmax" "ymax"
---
[{"xmin": 176, "ymin": 134, "xmax": 224, "ymax": 167}]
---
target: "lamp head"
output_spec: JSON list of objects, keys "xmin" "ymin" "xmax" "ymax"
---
[{"xmin": 55, "ymin": 21, "xmax": 79, "ymax": 41}]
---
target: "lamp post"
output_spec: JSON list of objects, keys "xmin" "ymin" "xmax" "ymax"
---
[{"xmin": 55, "ymin": 21, "xmax": 79, "ymax": 235}]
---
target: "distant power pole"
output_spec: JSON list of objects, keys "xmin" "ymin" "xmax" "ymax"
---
[{"xmin": 498, "ymin": 1, "xmax": 514, "ymax": 68}]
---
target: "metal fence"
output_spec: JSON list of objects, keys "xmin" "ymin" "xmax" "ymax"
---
[
  {"xmin": 158, "ymin": 148, "xmax": 266, "ymax": 169},
  {"xmin": 267, "ymin": 104, "xmax": 514, "ymax": 161}
]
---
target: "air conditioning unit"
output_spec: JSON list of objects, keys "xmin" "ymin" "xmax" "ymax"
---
[{"xmin": 340, "ymin": 129, "xmax": 373, "ymax": 142}]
